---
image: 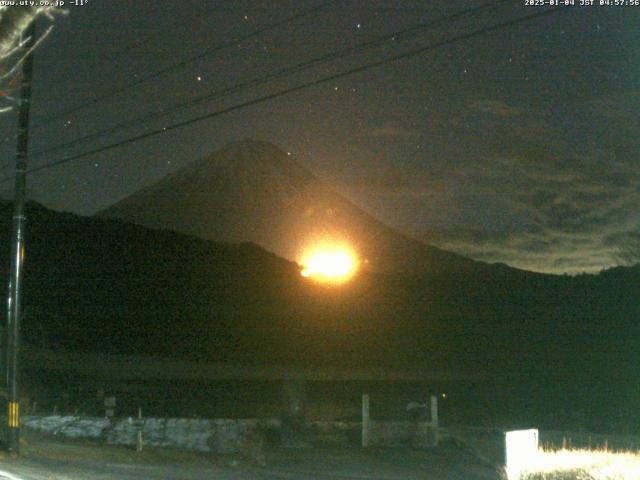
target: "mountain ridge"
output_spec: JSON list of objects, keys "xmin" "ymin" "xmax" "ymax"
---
[
  {"xmin": 99, "ymin": 139, "xmax": 488, "ymax": 276},
  {"xmin": 2, "ymin": 199, "xmax": 640, "ymax": 430}
]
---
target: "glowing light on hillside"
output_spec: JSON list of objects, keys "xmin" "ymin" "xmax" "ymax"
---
[{"xmin": 300, "ymin": 243, "xmax": 358, "ymax": 283}]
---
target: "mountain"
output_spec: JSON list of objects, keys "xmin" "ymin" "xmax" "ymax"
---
[
  {"xmin": 100, "ymin": 139, "xmax": 476, "ymax": 275},
  {"xmin": 5, "ymin": 201, "xmax": 639, "ymax": 368},
  {"xmin": 1, "ymin": 201, "xmax": 639, "ymax": 430},
  {"xmin": 6, "ymin": 200, "xmax": 638, "ymax": 371}
]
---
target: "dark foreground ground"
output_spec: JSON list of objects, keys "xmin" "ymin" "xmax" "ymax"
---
[{"xmin": 0, "ymin": 429, "xmax": 502, "ymax": 480}]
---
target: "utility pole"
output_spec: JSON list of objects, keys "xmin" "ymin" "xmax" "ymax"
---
[{"xmin": 5, "ymin": 18, "xmax": 36, "ymax": 455}]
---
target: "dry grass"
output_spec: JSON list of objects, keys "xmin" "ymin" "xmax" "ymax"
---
[{"xmin": 516, "ymin": 447, "xmax": 640, "ymax": 480}]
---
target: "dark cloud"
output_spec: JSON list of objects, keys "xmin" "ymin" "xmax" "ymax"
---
[
  {"xmin": 417, "ymin": 156, "xmax": 640, "ymax": 272},
  {"xmin": 8, "ymin": 2, "xmax": 634, "ymax": 276},
  {"xmin": 601, "ymin": 231, "xmax": 640, "ymax": 266},
  {"xmin": 342, "ymin": 100, "xmax": 640, "ymax": 273},
  {"xmin": 365, "ymin": 125, "xmax": 421, "ymax": 140},
  {"xmin": 470, "ymin": 99, "xmax": 522, "ymax": 117},
  {"xmin": 328, "ymin": 164, "xmax": 445, "ymax": 198},
  {"xmin": 420, "ymin": 225, "xmax": 620, "ymax": 274}
]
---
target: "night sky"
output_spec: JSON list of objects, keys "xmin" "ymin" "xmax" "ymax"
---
[{"xmin": 0, "ymin": 0, "xmax": 638, "ymax": 274}]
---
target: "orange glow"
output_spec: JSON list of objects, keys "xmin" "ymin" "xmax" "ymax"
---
[{"xmin": 300, "ymin": 242, "xmax": 358, "ymax": 283}]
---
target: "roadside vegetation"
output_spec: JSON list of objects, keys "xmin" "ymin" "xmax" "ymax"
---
[{"xmin": 516, "ymin": 447, "xmax": 640, "ymax": 480}]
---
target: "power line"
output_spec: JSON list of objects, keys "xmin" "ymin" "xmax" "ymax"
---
[
  {"xmin": 0, "ymin": 6, "xmax": 565, "ymax": 184},
  {"xmin": 95, "ymin": 3, "xmax": 230, "ymax": 64},
  {"xmin": 49, "ymin": 3, "xmax": 220, "ymax": 83},
  {"xmin": 0, "ymin": 3, "xmax": 241, "ymax": 152},
  {"xmin": 28, "ymin": 0, "xmax": 340, "ymax": 132},
  {"xmin": 25, "ymin": 0, "xmax": 512, "ymax": 163},
  {"xmin": 9, "ymin": 5, "xmax": 562, "ymax": 179}
]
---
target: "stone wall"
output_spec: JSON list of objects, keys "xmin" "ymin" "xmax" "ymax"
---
[
  {"xmin": 24, "ymin": 415, "xmax": 439, "ymax": 452},
  {"xmin": 23, "ymin": 415, "xmax": 280, "ymax": 454}
]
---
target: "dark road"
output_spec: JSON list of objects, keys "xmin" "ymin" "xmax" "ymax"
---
[{"xmin": 0, "ymin": 430, "xmax": 501, "ymax": 480}]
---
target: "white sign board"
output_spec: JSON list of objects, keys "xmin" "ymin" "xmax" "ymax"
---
[{"xmin": 505, "ymin": 428, "xmax": 539, "ymax": 479}]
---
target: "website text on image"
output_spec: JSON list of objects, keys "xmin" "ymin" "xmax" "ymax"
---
[{"xmin": 0, "ymin": 1, "xmax": 66, "ymax": 7}]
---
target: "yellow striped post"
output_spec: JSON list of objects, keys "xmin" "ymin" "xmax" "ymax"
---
[{"xmin": 8, "ymin": 402, "xmax": 19, "ymax": 428}]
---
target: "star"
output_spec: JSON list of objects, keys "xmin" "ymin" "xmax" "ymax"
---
[{"xmin": 17, "ymin": 0, "xmax": 632, "ymax": 277}]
